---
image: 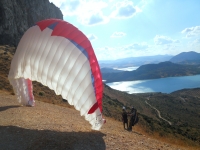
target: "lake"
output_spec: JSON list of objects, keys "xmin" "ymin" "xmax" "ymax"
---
[
  {"xmin": 106, "ymin": 74, "xmax": 200, "ymax": 94},
  {"xmin": 113, "ymin": 66, "xmax": 139, "ymax": 71}
]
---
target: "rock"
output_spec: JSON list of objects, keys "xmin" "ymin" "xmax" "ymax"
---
[{"xmin": 0, "ymin": 0, "xmax": 63, "ymax": 46}]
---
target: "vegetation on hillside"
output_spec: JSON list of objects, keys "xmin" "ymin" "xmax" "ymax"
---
[
  {"xmin": 138, "ymin": 92, "xmax": 200, "ymax": 144},
  {"xmin": 0, "ymin": 45, "xmax": 200, "ymax": 148},
  {"xmin": 103, "ymin": 85, "xmax": 200, "ymax": 146},
  {"xmin": 102, "ymin": 61, "xmax": 200, "ymax": 83}
]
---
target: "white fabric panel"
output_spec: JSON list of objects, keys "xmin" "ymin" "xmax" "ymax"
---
[
  {"xmin": 8, "ymin": 26, "xmax": 103, "ymax": 130},
  {"xmin": 30, "ymin": 27, "xmax": 51, "ymax": 81},
  {"xmin": 86, "ymin": 108, "xmax": 105, "ymax": 130},
  {"xmin": 9, "ymin": 78, "xmax": 35, "ymax": 106}
]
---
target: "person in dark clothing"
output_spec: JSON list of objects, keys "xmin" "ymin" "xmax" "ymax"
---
[
  {"xmin": 122, "ymin": 107, "xmax": 128, "ymax": 130},
  {"xmin": 128, "ymin": 107, "xmax": 136, "ymax": 131}
]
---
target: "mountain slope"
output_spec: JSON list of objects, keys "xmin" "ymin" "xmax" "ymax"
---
[
  {"xmin": 1, "ymin": 45, "xmax": 200, "ymax": 149},
  {"xmin": 102, "ymin": 61, "xmax": 200, "ymax": 83},
  {"xmin": 0, "ymin": 91, "xmax": 194, "ymax": 150},
  {"xmin": 170, "ymin": 51, "xmax": 200, "ymax": 63}
]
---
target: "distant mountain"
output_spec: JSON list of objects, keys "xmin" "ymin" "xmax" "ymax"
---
[
  {"xmin": 100, "ymin": 67, "xmax": 123, "ymax": 73},
  {"xmin": 170, "ymin": 51, "xmax": 200, "ymax": 64},
  {"xmin": 102, "ymin": 61, "xmax": 200, "ymax": 83},
  {"xmin": 99, "ymin": 55, "xmax": 173, "ymax": 68}
]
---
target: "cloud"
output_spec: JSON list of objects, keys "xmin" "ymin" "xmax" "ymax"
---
[
  {"xmin": 190, "ymin": 38, "xmax": 200, "ymax": 46},
  {"xmin": 128, "ymin": 43, "xmax": 149, "ymax": 50},
  {"xmin": 60, "ymin": 0, "xmax": 80, "ymax": 11},
  {"xmin": 79, "ymin": 12, "xmax": 109, "ymax": 26},
  {"xmin": 111, "ymin": 1, "xmax": 141, "ymax": 19},
  {"xmin": 111, "ymin": 32, "xmax": 126, "ymax": 38},
  {"xmin": 96, "ymin": 47, "xmax": 119, "ymax": 60},
  {"xmin": 50, "ymin": 0, "xmax": 109, "ymax": 26},
  {"xmin": 154, "ymin": 35, "xmax": 180, "ymax": 45},
  {"xmin": 181, "ymin": 26, "xmax": 200, "ymax": 38},
  {"xmin": 88, "ymin": 14, "xmax": 104, "ymax": 24},
  {"xmin": 95, "ymin": 42, "xmax": 149, "ymax": 60},
  {"xmin": 87, "ymin": 34, "xmax": 98, "ymax": 41},
  {"xmin": 194, "ymin": 38, "xmax": 200, "ymax": 44},
  {"xmin": 50, "ymin": 0, "xmax": 142, "ymax": 26},
  {"xmin": 49, "ymin": 0, "xmax": 67, "ymax": 8}
]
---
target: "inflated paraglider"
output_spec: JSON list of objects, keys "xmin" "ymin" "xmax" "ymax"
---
[{"xmin": 8, "ymin": 19, "xmax": 105, "ymax": 130}]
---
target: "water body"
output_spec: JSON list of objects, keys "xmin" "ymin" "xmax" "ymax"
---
[
  {"xmin": 113, "ymin": 66, "xmax": 139, "ymax": 71},
  {"xmin": 106, "ymin": 75, "xmax": 200, "ymax": 94}
]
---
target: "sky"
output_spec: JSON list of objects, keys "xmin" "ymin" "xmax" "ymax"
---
[{"xmin": 49, "ymin": 0, "xmax": 200, "ymax": 60}]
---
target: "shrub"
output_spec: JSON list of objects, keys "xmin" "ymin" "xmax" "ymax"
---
[{"xmin": 39, "ymin": 91, "xmax": 45, "ymax": 96}]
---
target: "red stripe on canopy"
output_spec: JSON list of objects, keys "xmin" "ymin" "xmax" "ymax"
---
[{"xmin": 36, "ymin": 19, "xmax": 103, "ymax": 112}]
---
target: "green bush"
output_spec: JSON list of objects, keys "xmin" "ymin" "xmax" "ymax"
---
[{"xmin": 39, "ymin": 91, "xmax": 45, "ymax": 96}]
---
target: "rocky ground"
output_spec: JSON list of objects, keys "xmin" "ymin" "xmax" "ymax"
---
[{"xmin": 0, "ymin": 91, "xmax": 197, "ymax": 150}]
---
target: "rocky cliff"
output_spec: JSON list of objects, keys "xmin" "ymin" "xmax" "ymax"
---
[{"xmin": 0, "ymin": 0, "xmax": 63, "ymax": 46}]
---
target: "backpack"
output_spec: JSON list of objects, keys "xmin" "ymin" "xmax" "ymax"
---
[{"xmin": 132, "ymin": 109, "xmax": 139, "ymax": 126}]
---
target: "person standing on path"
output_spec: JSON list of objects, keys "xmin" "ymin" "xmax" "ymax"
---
[
  {"xmin": 122, "ymin": 106, "xmax": 128, "ymax": 130},
  {"xmin": 128, "ymin": 107, "xmax": 136, "ymax": 131}
]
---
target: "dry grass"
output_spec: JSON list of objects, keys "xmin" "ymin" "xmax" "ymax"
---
[{"xmin": 1, "ymin": 91, "xmax": 197, "ymax": 150}]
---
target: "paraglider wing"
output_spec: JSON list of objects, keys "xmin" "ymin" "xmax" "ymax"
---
[{"xmin": 8, "ymin": 19, "xmax": 104, "ymax": 130}]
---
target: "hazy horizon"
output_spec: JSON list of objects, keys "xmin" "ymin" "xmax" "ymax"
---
[{"xmin": 99, "ymin": 53, "xmax": 174, "ymax": 61}]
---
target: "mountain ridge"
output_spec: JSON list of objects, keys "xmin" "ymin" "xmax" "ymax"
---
[
  {"xmin": 99, "ymin": 55, "xmax": 173, "ymax": 68},
  {"xmin": 100, "ymin": 51, "xmax": 200, "ymax": 68},
  {"xmin": 102, "ymin": 61, "xmax": 200, "ymax": 83},
  {"xmin": 170, "ymin": 51, "xmax": 200, "ymax": 63}
]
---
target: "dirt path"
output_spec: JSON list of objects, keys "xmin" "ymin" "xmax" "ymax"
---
[
  {"xmin": 0, "ymin": 91, "xmax": 193, "ymax": 150},
  {"xmin": 145, "ymin": 97, "xmax": 172, "ymax": 125}
]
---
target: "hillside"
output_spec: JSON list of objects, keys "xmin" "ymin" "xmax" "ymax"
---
[
  {"xmin": 102, "ymin": 61, "xmax": 200, "ymax": 83},
  {"xmin": 103, "ymin": 84, "xmax": 200, "ymax": 146},
  {"xmin": 1, "ymin": 45, "xmax": 200, "ymax": 149},
  {"xmin": 170, "ymin": 51, "xmax": 200, "ymax": 64},
  {"xmin": 1, "ymin": 91, "xmax": 194, "ymax": 150},
  {"xmin": 137, "ymin": 91, "xmax": 200, "ymax": 143}
]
